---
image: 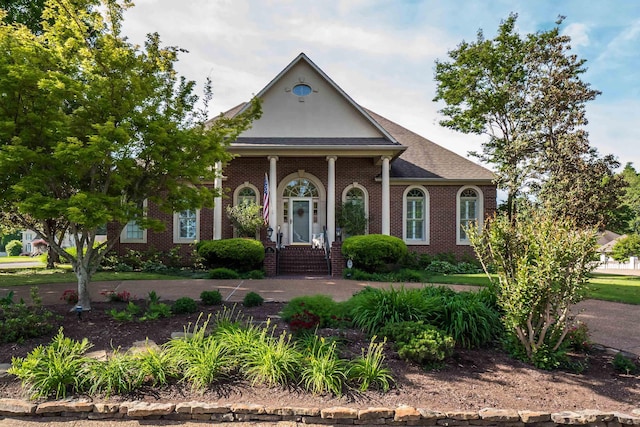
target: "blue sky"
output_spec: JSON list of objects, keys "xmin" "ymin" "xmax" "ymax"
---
[{"xmin": 121, "ymin": 0, "xmax": 640, "ymax": 170}]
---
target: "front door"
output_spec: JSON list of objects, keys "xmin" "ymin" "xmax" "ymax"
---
[{"xmin": 290, "ymin": 198, "xmax": 312, "ymax": 245}]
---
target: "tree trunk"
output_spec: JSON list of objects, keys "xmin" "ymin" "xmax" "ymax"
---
[
  {"xmin": 75, "ymin": 262, "xmax": 92, "ymax": 311},
  {"xmin": 46, "ymin": 249, "xmax": 59, "ymax": 269}
]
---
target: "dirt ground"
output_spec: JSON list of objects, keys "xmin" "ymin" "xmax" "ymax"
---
[{"xmin": 1, "ymin": 301, "xmax": 638, "ymax": 413}]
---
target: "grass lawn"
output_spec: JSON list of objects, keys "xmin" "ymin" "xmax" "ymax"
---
[
  {"xmin": 0, "ymin": 255, "xmax": 45, "ymax": 264},
  {"xmin": 428, "ymin": 272, "xmax": 640, "ymax": 305},
  {"xmin": 0, "ymin": 269, "xmax": 188, "ymax": 288}
]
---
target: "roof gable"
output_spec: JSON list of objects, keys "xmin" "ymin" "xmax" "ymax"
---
[{"xmin": 237, "ymin": 53, "xmax": 397, "ymax": 141}]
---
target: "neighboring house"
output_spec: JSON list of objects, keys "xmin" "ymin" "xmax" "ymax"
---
[
  {"xmin": 109, "ymin": 53, "xmax": 496, "ymax": 275},
  {"xmin": 21, "ymin": 230, "xmax": 107, "ymax": 256}
]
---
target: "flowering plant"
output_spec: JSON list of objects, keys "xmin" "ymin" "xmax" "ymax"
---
[
  {"xmin": 60, "ymin": 289, "xmax": 78, "ymax": 304},
  {"xmin": 101, "ymin": 289, "xmax": 132, "ymax": 302}
]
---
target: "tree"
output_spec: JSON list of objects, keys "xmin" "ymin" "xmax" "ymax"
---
[
  {"xmin": 0, "ymin": 0, "xmax": 261, "ymax": 309},
  {"xmin": 611, "ymin": 163, "xmax": 640, "ymax": 234},
  {"xmin": 0, "ymin": 0, "xmax": 46, "ymax": 33},
  {"xmin": 336, "ymin": 202, "xmax": 367, "ymax": 237},
  {"xmin": 434, "ymin": 14, "xmax": 624, "ymax": 227},
  {"xmin": 469, "ymin": 208, "xmax": 598, "ymax": 368},
  {"xmin": 611, "ymin": 234, "xmax": 640, "ymax": 262}
]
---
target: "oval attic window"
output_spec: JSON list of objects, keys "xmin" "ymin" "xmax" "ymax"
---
[{"xmin": 292, "ymin": 84, "xmax": 312, "ymax": 97}]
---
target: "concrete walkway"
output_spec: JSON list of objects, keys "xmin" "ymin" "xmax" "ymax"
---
[{"xmin": 1, "ymin": 276, "xmax": 638, "ymax": 356}]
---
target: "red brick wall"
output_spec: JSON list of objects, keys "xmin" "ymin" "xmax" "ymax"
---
[{"xmin": 109, "ymin": 156, "xmax": 497, "ymax": 264}]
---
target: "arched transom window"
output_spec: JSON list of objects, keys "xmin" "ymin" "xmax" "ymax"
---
[
  {"xmin": 283, "ymin": 178, "xmax": 319, "ymax": 223},
  {"xmin": 237, "ymin": 186, "xmax": 257, "ymax": 204}
]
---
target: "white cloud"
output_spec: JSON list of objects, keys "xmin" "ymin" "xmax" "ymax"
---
[{"xmin": 562, "ymin": 23, "xmax": 590, "ymax": 47}]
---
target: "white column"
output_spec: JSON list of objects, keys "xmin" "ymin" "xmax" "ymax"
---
[
  {"xmin": 381, "ymin": 156, "xmax": 391, "ymax": 235},
  {"xmin": 326, "ymin": 156, "xmax": 336, "ymax": 245},
  {"xmin": 213, "ymin": 161, "xmax": 222, "ymax": 240},
  {"xmin": 268, "ymin": 156, "xmax": 278, "ymax": 242}
]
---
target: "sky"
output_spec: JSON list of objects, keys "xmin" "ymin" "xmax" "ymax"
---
[{"xmin": 120, "ymin": 0, "xmax": 640, "ymax": 171}]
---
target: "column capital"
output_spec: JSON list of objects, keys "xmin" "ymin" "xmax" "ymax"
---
[
  {"xmin": 326, "ymin": 155, "xmax": 337, "ymax": 162},
  {"xmin": 268, "ymin": 155, "xmax": 279, "ymax": 162}
]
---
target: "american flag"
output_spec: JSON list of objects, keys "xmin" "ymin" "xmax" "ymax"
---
[{"xmin": 263, "ymin": 173, "xmax": 269, "ymax": 225}]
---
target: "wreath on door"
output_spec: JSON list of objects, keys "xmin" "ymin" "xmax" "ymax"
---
[{"xmin": 296, "ymin": 207, "xmax": 305, "ymax": 217}]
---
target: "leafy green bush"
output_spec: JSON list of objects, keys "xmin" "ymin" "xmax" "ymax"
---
[
  {"xmin": 200, "ymin": 290, "xmax": 223, "ymax": 305},
  {"xmin": 140, "ymin": 302, "xmax": 172, "ymax": 321},
  {"xmin": 106, "ymin": 301, "xmax": 141, "ymax": 322},
  {"xmin": 611, "ymin": 234, "xmax": 640, "ymax": 261},
  {"xmin": 197, "ymin": 238, "xmax": 265, "ymax": 272},
  {"xmin": 6, "ymin": 239, "xmax": 23, "ymax": 256},
  {"xmin": 245, "ymin": 269, "xmax": 265, "ymax": 279},
  {"xmin": 240, "ymin": 328, "xmax": 299, "ymax": 387},
  {"xmin": 8, "ymin": 329, "xmax": 92, "ymax": 399},
  {"xmin": 281, "ymin": 295, "xmax": 342, "ymax": 328},
  {"xmin": 425, "ymin": 260, "xmax": 458, "ymax": 274},
  {"xmin": 226, "ymin": 200, "xmax": 264, "ymax": 238},
  {"xmin": 612, "ymin": 353, "xmax": 638, "ymax": 374},
  {"xmin": 208, "ymin": 267, "xmax": 240, "ymax": 279},
  {"xmin": 342, "ymin": 234, "xmax": 408, "ymax": 273},
  {"xmin": 350, "ymin": 286, "xmax": 442, "ymax": 334},
  {"xmin": 0, "ymin": 287, "xmax": 59, "ymax": 344},
  {"xmin": 172, "ymin": 297, "xmax": 198, "ymax": 314},
  {"xmin": 438, "ymin": 292, "xmax": 501, "ymax": 348},
  {"xmin": 380, "ymin": 321, "xmax": 454, "ymax": 366},
  {"xmin": 243, "ymin": 291, "xmax": 264, "ymax": 307},
  {"xmin": 83, "ymin": 350, "xmax": 144, "ymax": 397},
  {"xmin": 455, "ymin": 262, "xmax": 481, "ymax": 273}
]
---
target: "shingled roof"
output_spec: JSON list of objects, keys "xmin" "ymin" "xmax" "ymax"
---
[{"xmin": 366, "ymin": 110, "xmax": 495, "ymax": 181}]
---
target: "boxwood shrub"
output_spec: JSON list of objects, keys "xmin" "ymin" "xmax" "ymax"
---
[
  {"xmin": 197, "ymin": 238, "xmax": 265, "ymax": 272},
  {"xmin": 341, "ymin": 234, "xmax": 408, "ymax": 273}
]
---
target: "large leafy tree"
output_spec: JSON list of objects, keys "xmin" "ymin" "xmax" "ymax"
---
[
  {"xmin": 0, "ymin": 0, "xmax": 46, "ymax": 33},
  {"xmin": 611, "ymin": 163, "xmax": 640, "ymax": 234},
  {"xmin": 0, "ymin": 0, "xmax": 261, "ymax": 309},
  {"xmin": 434, "ymin": 14, "xmax": 624, "ymax": 227}
]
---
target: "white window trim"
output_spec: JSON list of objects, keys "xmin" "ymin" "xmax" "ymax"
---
[
  {"xmin": 233, "ymin": 181, "xmax": 260, "ymax": 205},
  {"xmin": 173, "ymin": 209, "xmax": 200, "ymax": 244},
  {"xmin": 120, "ymin": 200, "xmax": 148, "ymax": 243},
  {"xmin": 456, "ymin": 185, "xmax": 483, "ymax": 245},
  {"xmin": 402, "ymin": 185, "xmax": 429, "ymax": 245},
  {"xmin": 341, "ymin": 182, "xmax": 369, "ymax": 235}
]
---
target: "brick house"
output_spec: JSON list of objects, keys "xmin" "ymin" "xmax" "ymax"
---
[{"xmin": 110, "ymin": 53, "xmax": 496, "ymax": 276}]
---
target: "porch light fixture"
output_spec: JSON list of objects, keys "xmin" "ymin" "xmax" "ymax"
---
[
  {"xmin": 266, "ymin": 226, "xmax": 273, "ymax": 239},
  {"xmin": 336, "ymin": 227, "xmax": 342, "ymax": 242}
]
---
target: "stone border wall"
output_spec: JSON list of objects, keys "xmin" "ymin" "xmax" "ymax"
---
[{"xmin": 1, "ymin": 399, "xmax": 639, "ymax": 425}]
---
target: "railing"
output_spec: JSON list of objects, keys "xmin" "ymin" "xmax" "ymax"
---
[
  {"xmin": 276, "ymin": 231, "xmax": 283, "ymax": 276},
  {"xmin": 322, "ymin": 226, "xmax": 331, "ymax": 276}
]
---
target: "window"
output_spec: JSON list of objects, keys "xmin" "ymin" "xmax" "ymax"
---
[
  {"xmin": 457, "ymin": 186, "xmax": 483, "ymax": 245},
  {"xmin": 174, "ymin": 209, "xmax": 200, "ymax": 243},
  {"xmin": 238, "ymin": 187, "xmax": 256, "ymax": 204},
  {"xmin": 341, "ymin": 184, "xmax": 369, "ymax": 236},
  {"xmin": 404, "ymin": 187, "xmax": 428, "ymax": 243},
  {"xmin": 292, "ymin": 84, "xmax": 312, "ymax": 97},
  {"xmin": 121, "ymin": 200, "xmax": 147, "ymax": 243}
]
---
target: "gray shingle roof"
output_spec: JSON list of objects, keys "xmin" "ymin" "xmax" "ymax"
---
[{"xmin": 366, "ymin": 110, "xmax": 495, "ymax": 181}]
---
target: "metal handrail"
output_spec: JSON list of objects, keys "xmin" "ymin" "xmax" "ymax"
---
[{"xmin": 322, "ymin": 226, "xmax": 331, "ymax": 276}]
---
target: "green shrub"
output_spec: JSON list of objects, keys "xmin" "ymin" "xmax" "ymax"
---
[
  {"xmin": 140, "ymin": 302, "xmax": 172, "ymax": 321},
  {"xmin": 281, "ymin": 295, "xmax": 341, "ymax": 328},
  {"xmin": 6, "ymin": 239, "xmax": 23, "ymax": 256},
  {"xmin": 394, "ymin": 268, "xmax": 425, "ymax": 282},
  {"xmin": 208, "ymin": 267, "xmax": 240, "ymax": 279},
  {"xmin": 0, "ymin": 287, "xmax": 59, "ymax": 343},
  {"xmin": 197, "ymin": 238, "xmax": 265, "ymax": 272},
  {"xmin": 8, "ymin": 329, "xmax": 92, "ymax": 399},
  {"xmin": 241, "ymin": 328, "xmax": 299, "ymax": 387},
  {"xmin": 455, "ymin": 262, "xmax": 481, "ymax": 274},
  {"xmin": 200, "ymin": 290, "xmax": 223, "ymax": 305},
  {"xmin": 612, "ymin": 353, "xmax": 638, "ymax": 374},
  {"xmin": 83, "ymin": 350, "xmax": 144, "ymax": 397},
  {"xmin": 425, "ymin": 260, "xmax": 458, "ymax": 274},
  {"xmin": 246, "ymin": 269, "xmax": 265, "ymax": 279},
  {"xmin": 380, "ymin": 321, "xmax": 454, "ymax": 366},
  {"xmin": 243, "ymin": 291, "xmax": 264, "ymax": 307},
  {"xmin": 342, "ymin": 234, "xmax": 408, "ymax": 273},
  {"xmin": 172, "ymin": 297, "xmax": 198, "ymax": 314},
  {"xmin": 350, "ymin": 286, "xmax": 442, "ymax": 334},
  {"xmin": 438, "ymin": 292, "xmax": 501, "ymax": 348},
  {"xmin": 565, "ymin": 322, "xmax": 592, "ymax": 352}
]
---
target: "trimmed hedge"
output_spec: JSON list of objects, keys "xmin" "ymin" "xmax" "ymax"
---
[
  {"xmin": 196, "ymin": 238, "xmax": 265, "ymax": 272},
  {"xmin": 341, "ymin": 234, "xmax": 408, "ymax": 273},
  {"xmin": 6, "ymin": 240, "xmax": 23, "ymax": 256}
]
